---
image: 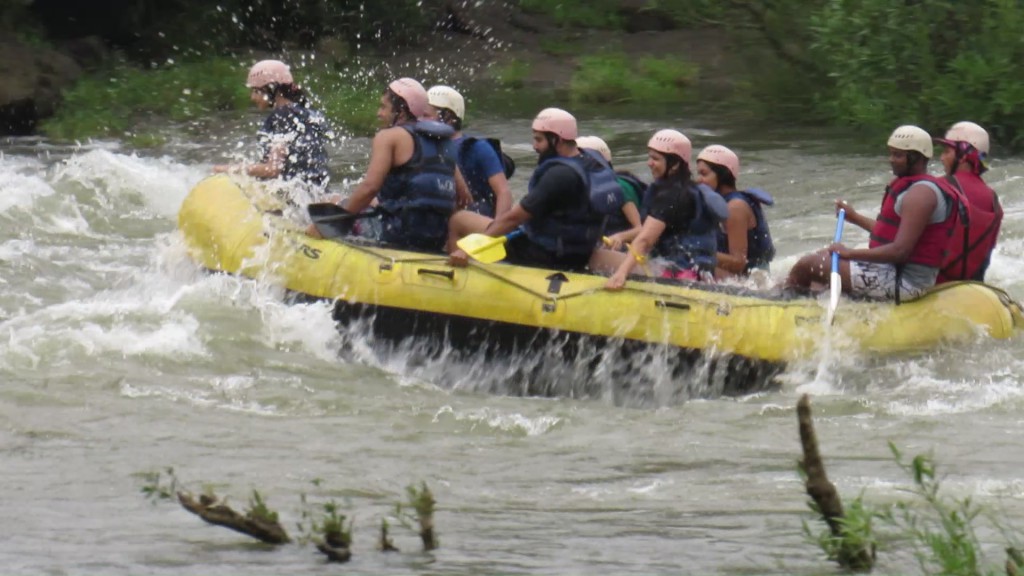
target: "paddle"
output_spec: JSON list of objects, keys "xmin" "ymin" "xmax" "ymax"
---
[
  {"xmin": 456, "ymin": 229, "xmax": 524, "ymax": 264},
  {"xmin": 307, "ymin": 202, "xmax": 376, "ymax": 239},
  {"xmin": 827, "ymin": 208, "xmax": 846, "ymax": 326}
]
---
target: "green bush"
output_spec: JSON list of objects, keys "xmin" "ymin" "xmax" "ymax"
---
[
  {"xmin": 42, "ymin": 58, "xmax": 249, "ymax": 141},
  {"xmin": 803, "ymin": 0, "xmax": 1024, "ymax": 148},
  {"xmin": 570, "ymin": 52, "xmax": 698, "ymax": 105},
  {"xmin": 518, "ymin": 0, "xmax": 623, "ymax": 28}
]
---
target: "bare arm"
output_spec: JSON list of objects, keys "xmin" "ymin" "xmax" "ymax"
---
[
  {"xmin": 343, "ymin": 130, "xmax": 396, "ymax": 214},
  {"xmin": 455, "ymin": 168, "xmax": 472, "ymax": 210},
  {"xmin": 483, "ymin": 203, "xmax": 531, "ymax": 236},
  {"xmin": 488, "ymin": 172, "xmax": 513, "ymax": 217},
  {"xmin": 606, "ymin": 216, "xmax": 667, "ymax": 290},
  {"xmin": 833, "ymin": 184, "xmax": 936, "ymax": 264},
  {"xmin": 716, "ymin": 199, "xmax": 752, "ymax": 275},
  {"xmin": 836, "ymin": 199, "xmax": 875, "ymax": 232},
  {"xmin": 447, "ymin": 204, "xmax": 531, "ymax": 267}
]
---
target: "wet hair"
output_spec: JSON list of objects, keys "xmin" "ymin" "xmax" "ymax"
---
[
  {"xmin": 437, "ymin": 108, "xmax": 462, "ymax": 131},
  {"xmin": 706, "ymin": 161, "xmax": 736, "ymax": 189},
  {"xmin": 386, "ymin": 88, "xmax": 414, "ymax": 124},
  {"xmin": 662, "ymin": 153, "xmax": 694, "ymax": 187}
]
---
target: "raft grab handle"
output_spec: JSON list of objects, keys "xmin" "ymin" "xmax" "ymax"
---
[
  {"xmin": 655, "ymin": 300, "xmax": 691, "ymax": 311},
  {"xmin": 417, "ymin": 268, "xmax": 456, "ymax": 281}
]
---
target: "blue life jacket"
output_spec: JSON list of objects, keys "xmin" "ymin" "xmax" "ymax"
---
[
  {"xmin": 654, "ymin": 182, "xmax": 729, "ymax": 273},
  {"xmin": 523, "ymin": 155, "xmax": 603, "ymax": 258},
  {"xmin": 577, "ymin": 149, "xmax": 631, "ymax": 237},
  {"xmin": 377, "ymin": 120, "xmax": 458, "ymax": 251},
  {"xmin": 715, "ymin": 188, "xmax": 776, "ymax": 272}
]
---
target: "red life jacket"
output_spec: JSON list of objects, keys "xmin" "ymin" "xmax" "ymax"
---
[
  {"xmin": 936, "ymin": 172, "xmax": 1002, "ymax": 283},
  {"xmin": 868, "ymin": 174, "xmax": 964, "ymax": 267}
]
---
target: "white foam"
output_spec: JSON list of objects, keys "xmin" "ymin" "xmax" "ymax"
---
[
  {"xmin": 51, "ymin": 149, "xmax": 206, "ymax": 218},
  {"xmin": 431, "ymin": 405, "xmax": 563, "ymax": 436},
  {"xmin": 0, "ymin": 160, "xmax": 56, "ymax": 214}
]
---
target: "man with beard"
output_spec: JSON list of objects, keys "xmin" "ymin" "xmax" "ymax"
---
[{"xmin": 447, "ymin": 107, "xmax": 602, "ymax": 271}]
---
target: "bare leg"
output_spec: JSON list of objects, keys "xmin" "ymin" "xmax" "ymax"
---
[
  {"xmin": 446, "ymin": 210, "xmax": 493, "ymax": 252},
  {"xmin": 786, "ymin": 249, "xmax": 853, "ymax": 293},
  {"xmin": 588, "ymin": 248, "xmax": 628, "ymax": 275}
]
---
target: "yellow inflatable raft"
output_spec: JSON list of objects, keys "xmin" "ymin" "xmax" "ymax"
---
[{"xmin": 178, "ymin": 175, "xmax": 1023, "ymax": 392}]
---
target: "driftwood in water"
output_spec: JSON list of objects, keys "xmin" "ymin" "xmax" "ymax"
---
[
  {"xmin": 177, "ymin": 491, "xmax": 291, "ymax": 545},
  {"xmin": 797, "ymin": 394, "xmax": 875, "ymax": 571},
  {"xmin": 315, "ymin": 540, "xmax": 352, "ymax": 563},
  {"xmin": 379, "ymin": 519, "xmax": 398, "ymax": 552}
]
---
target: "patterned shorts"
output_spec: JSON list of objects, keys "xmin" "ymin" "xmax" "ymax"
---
[{"xmin": 848, "ymin": 261, "xmax": 929, "ymax": 301}]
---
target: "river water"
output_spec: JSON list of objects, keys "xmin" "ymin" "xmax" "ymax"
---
[{"xmin": 2, "ymin": 113, "xmax": 1024, "ymax": 575}]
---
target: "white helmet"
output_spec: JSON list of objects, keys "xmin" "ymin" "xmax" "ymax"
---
[
  {"xmin": 427, "ymin": 85, "xmax": 465, "ymax": 120},
  {"xmin": 936, "ymin": 121, "xmax": 989, "ymax": 154},
  {"xmin": 576, "ymin": 135, "xmax": 612, "ymax": 163},
  {"xmin": 887, "ymin": 125, "xmax": 932, "ymax": 158}
]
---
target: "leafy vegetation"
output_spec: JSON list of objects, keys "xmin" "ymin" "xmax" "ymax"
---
[
  {"xmin": 729, "ymin": 0, "xmax": 1024, "ymax": 149},
  {"xmin": 139, "ymin": 467, "xmax": 179, "ymax": 503},
  {"xmin": 141, "ymin": 471, "xmax": 438, "ymax": 559},
  {"xmin": 41, "ymin": 58, "xmax": 249, "ymax": 142},
  {"xmin": 803, "ymin": 442, "xmax": 1024, "ymax": 575},
  {"xmin": 569, "ymin": 52, "xmax": 698, "ymax": 106},
  {"xmin": 247, "ymin": 489, "xmax": 280, "ymax": 524},
  {"xmin": 394, "ymin": 481, "xmax": 438, "ymax": 551},
  {"xmin": 518, "ymin": 0, "xmax": 623, "ymax": 29},
  {"xmin": 22, "ymin": 0, "xmax": 1024, "ymax": 149}
]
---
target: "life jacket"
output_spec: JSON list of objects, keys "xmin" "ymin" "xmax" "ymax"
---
[
  {"xmin": 653, "ymin": 182, "xmax": 730, "ymax": 274},
  {"xmin": 576, "ymin": 148, "xmax": 632, "ymax": 237},
  {"xmin": 715, "ymin": 188, "xmax": 776, "ymax": 272},
  {"xmin": 868, "ymin": 174, "xmax": 964, "ymax": 268},
  {"xmin": 522, "ymin": 154, "xmax": 603, "ymax": 258},
  {"xmin": 936, "ymin": 172, "xmax": 1002, "ymax": 283},
  {"xmin": 602, "ymin": 172, "xmax": 646, "ymax": 236},
  {"xmin": 377, "ymin": 120, "xmax": 458, "ymax": 251}
]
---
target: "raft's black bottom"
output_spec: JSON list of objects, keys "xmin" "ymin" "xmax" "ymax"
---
[{"xmin": 295, "ymin": 293, "xmax": 784, "ymax": 404}]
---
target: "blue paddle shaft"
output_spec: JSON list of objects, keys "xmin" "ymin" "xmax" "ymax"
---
[{"xmin": 831, "ymin": 209, "xmax": 847, "ymax": 273}]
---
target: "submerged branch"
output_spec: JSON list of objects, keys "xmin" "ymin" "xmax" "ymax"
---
[
  {"xmin": 797, "ymin": 394, "xmax": 875, "ymax": 571},
  {"xmin": 177, "ymin": 491, "xmax": 291, "ymax": 545}
]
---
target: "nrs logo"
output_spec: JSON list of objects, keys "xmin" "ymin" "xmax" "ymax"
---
[{"xmin": 300, "ymin": 244, "xmax": 321, "ymax": 260}]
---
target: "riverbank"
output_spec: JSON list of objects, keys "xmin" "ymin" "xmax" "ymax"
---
[{"xmin": 2, "ymin": 2, "xmax": 743, "ymax": 143}]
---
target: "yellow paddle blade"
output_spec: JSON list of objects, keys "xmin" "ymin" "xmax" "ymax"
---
[{"xmin": 457, "ymin": 233, "xmax": 509, "ymax": 264}]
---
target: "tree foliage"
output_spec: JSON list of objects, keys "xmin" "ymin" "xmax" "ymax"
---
[
  {"xmin": 734, "ymin": 0, "xmax": 1024, "ymax": 149},
  {"xmin": 27, "ymin": 0, "xmax": 432, "ymax": 59}
]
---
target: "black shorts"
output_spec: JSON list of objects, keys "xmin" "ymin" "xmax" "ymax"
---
[{"xmin": 503, "ymin": 235, "xmax": 591, "ymax": 272}]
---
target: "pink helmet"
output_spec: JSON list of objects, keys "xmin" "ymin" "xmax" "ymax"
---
[
  {"xmin": 388, "ymin": 78, "xmax": 431, "ymax": 120},
  {"xmin": 531, "ymin": 108, "xmax": 578, "ymax": 140},
  {"xmin": 697, "ymin": 144, "xmax": 740, "ymax": 180},
  {"xmin": 246, "ymin": 60, "xmax": 293, "ymax": 88},
  {"xmin": 647, "ymin": 129, "xmax": 692, "ymax": 164}
]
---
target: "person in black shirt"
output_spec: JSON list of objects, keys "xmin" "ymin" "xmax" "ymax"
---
[
  {"xmin": 595, "ymin": 129, "xmax": 698, "ymax": 289},
  {"xmin": 447, "ymin": 107, "xmax": 601, "ymax": 271},
  {"xmin": 214, "ymin": 60, "xmax": 330, "ymax": 202}
]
